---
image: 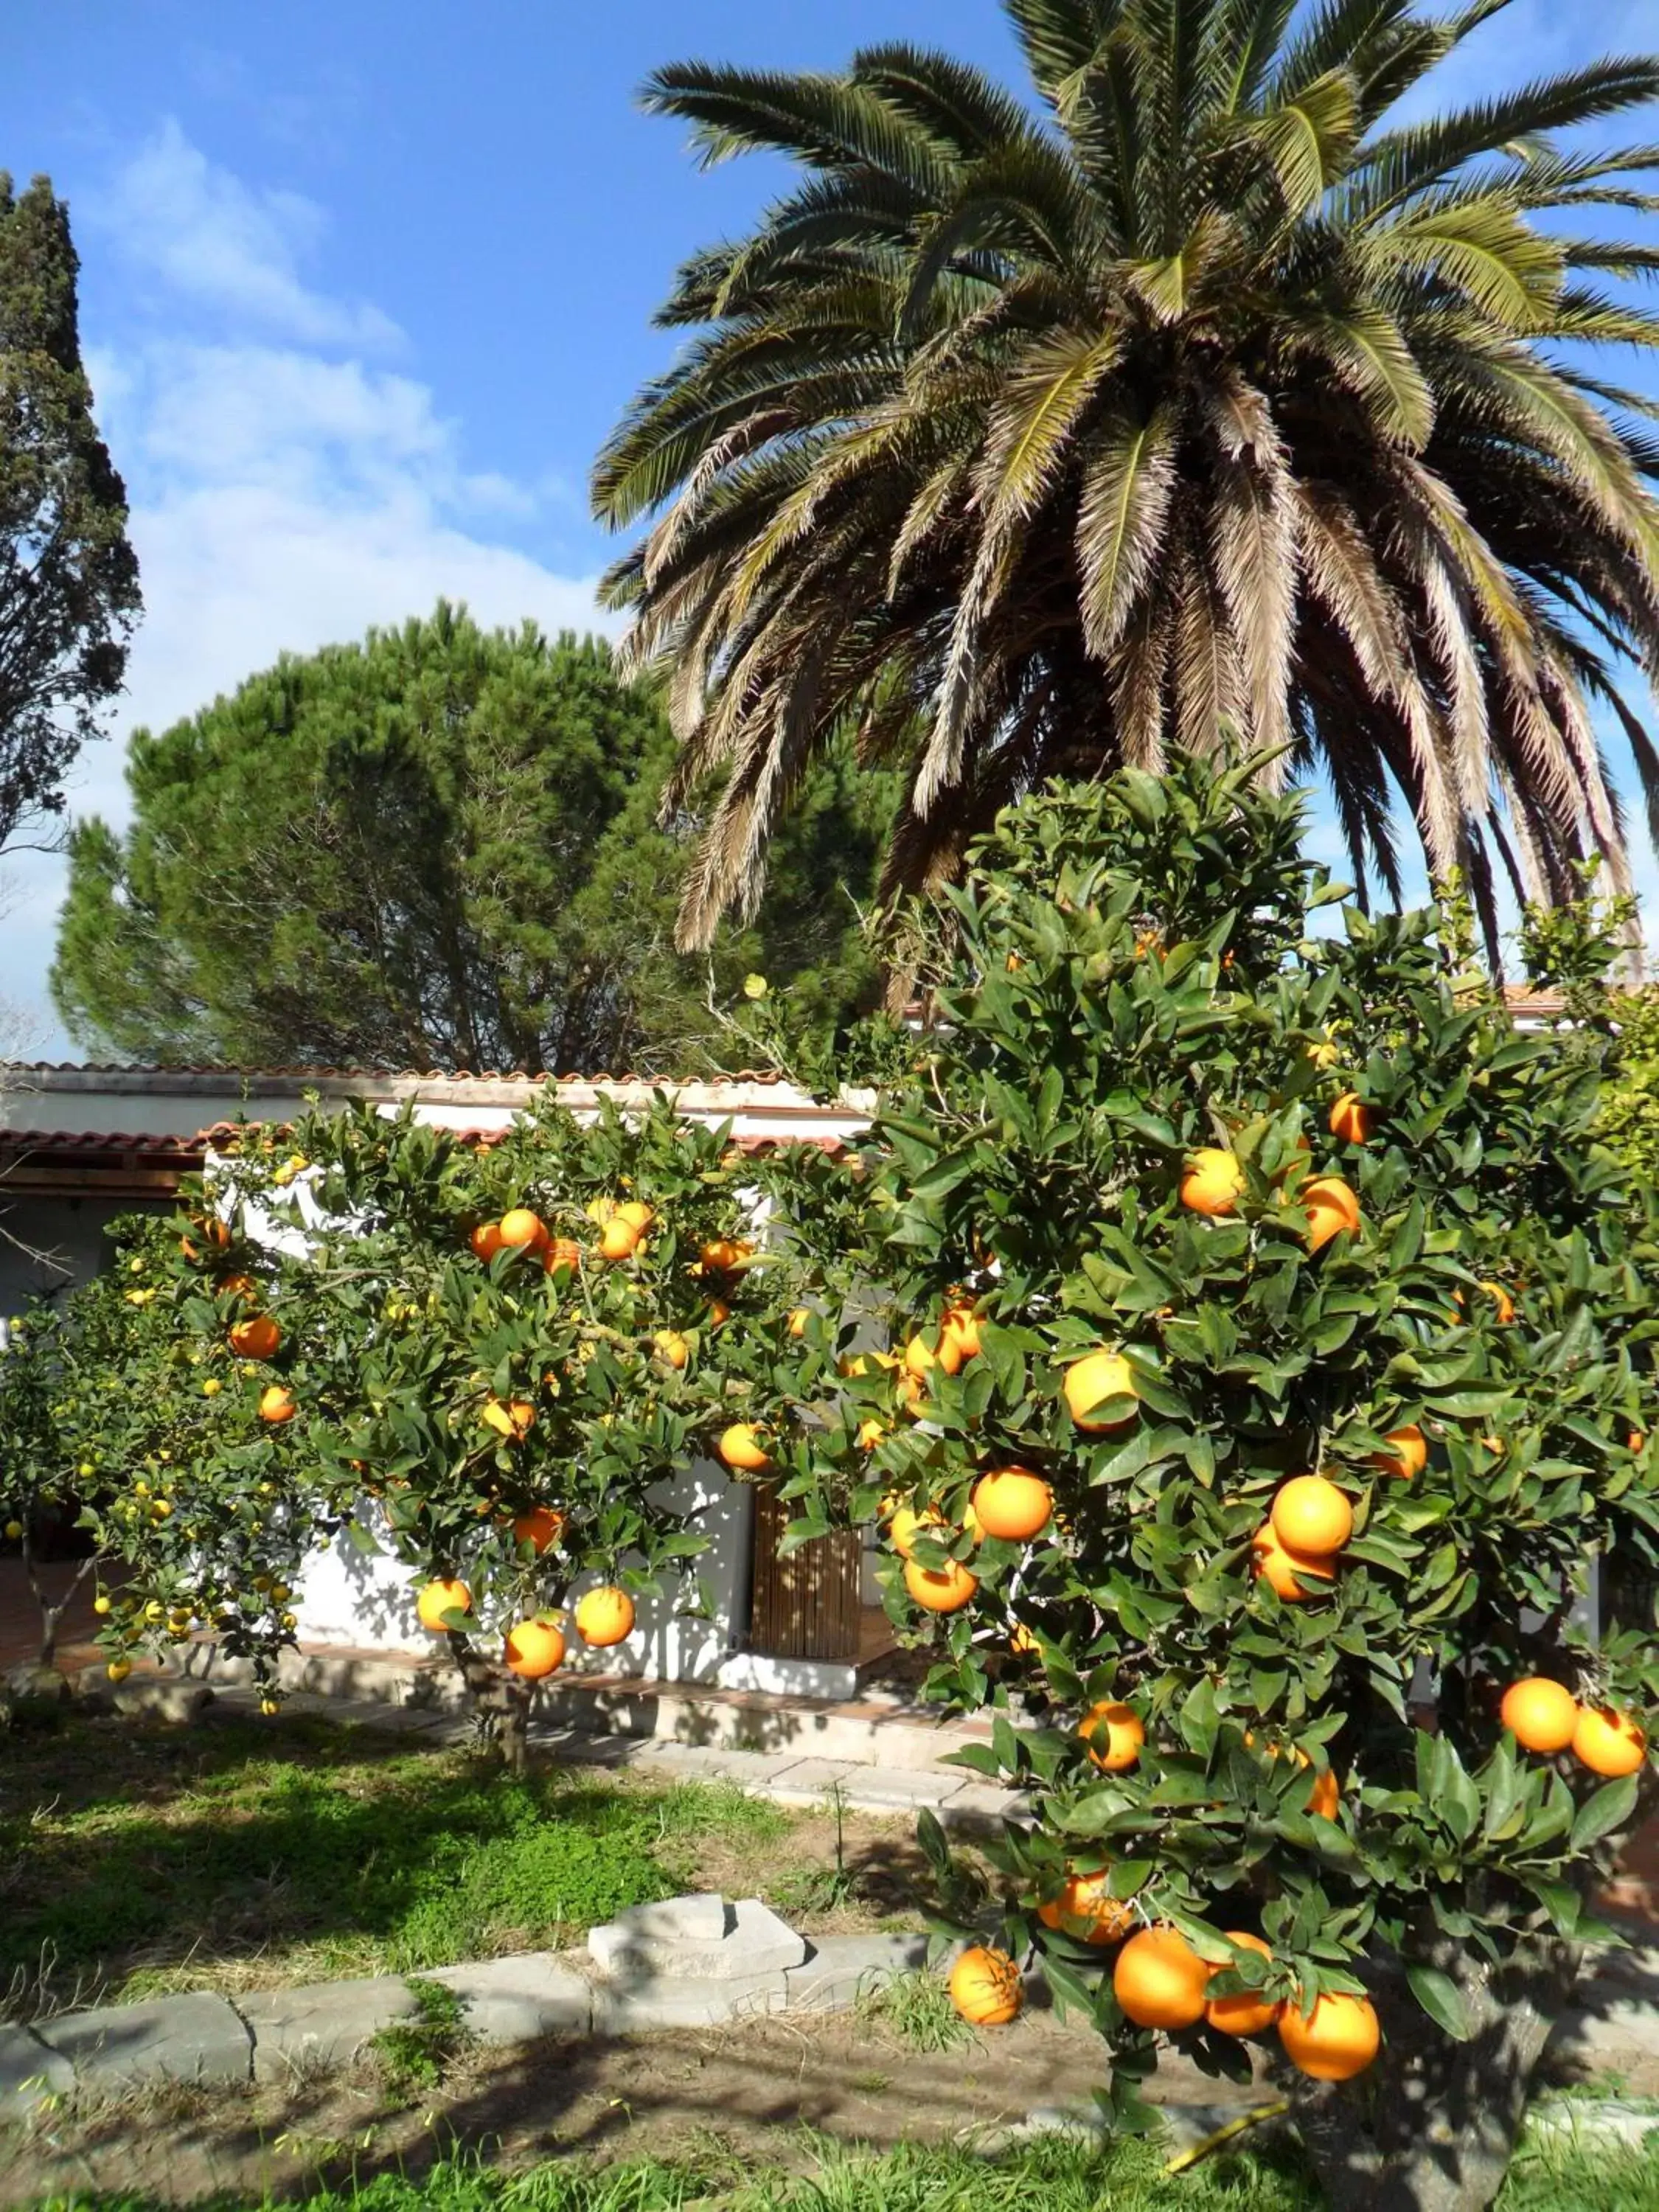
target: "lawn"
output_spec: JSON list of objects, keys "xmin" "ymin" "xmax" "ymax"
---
[
  {"xmin": 0, "ymin": 1711, "xmax": 933, "ymax": 2015},
  {"xmin": 15, "ymin": 2129, "xmax": 1659, "ymax": 2212}
]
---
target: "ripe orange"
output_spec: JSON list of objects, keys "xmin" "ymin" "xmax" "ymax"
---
[
  {"xmin": 1500, "ymin": 1677, "xmax": 1579, "ymax": 1754},
  {"xmin": 470, "ymin": 1221, "xmax": 504, "ymax": 1262},
  {"xmin": 903, "ymin": 1556, "xmax": 978, "ymax": 1613},
  {"xmin": 574, "ymin": 1585, "xmax": 635, "ymax": 1647},
  {"xmin": 700, "ymin": 1237, "xmax": 749, "ymax": 1273},
  {"xmin": 1039, "ymin": 1871, "xmax": 1135, "ymax": 1947},
  {"xmin": 904, "ymin": 1331, "xmax": 962, "ymax": 1379},
  {"xmin": 599, "ymin": 1217, "xmax": 641, "ymax": 1262},
  {"xmin": 940, "ymin": 1304, "xmax": 982, "ymax": 1363},
  {"xmin": 229, "ymin": 1315, "xmax": 280, "ymax": 1360},
  {"xmin": 1573, "ymin": 1705, "xmax": 1647, "ymax": 1778},
  {"xmin": 511, "ymin": 1506, "xmax": 565, "ymax": 1554},
  {"xmin": 1079, "ymin": 1700, "xmax": 1145, "ymax": 1773},
  {"xmin": 1271, "ymin": 1475, "xmax": 1353, "ymax": 1556},
  {"xmin": 258, "ymin": 1385, "xmax": 296, "ymax": 1425},
  {"xmin": 498, "ymin": 1208, "xmax": 548, "ymax": 1252},
  {"xmin": 719, "ymin": 1422, "xmax": 773, "ymax": 1472},
  {"xmin": 654, "ymin": 1329, "xmax": 689, "ymax": 1369},
  {"xmin": 1479, "ymin": 1279, "xmax": 1516, "ymax": 1325},
  {"xmin": 504, "ymin": 1619, "xmax": 566, "ymax": 1679},
  {"xmin": 948, "ymin": 1945, "xmax": 1023, "ymax": 2025},
  {"xmin": 787, "ymin": 1307, "xmax": 812, "ymax": 1338},
  {"xmin": 544, "ymin": 1237, "xmax": 582, "ymax": 1275},
  {"xmin": 1328, "ymin": 1093, "xmax": 1374, "ymax": 1144},
  {"xmin": 417, "ymin": 1577, "xmax": 472, "ymax": 1632},
  {"xmin": 1373, "ymin": 1425, "xmax": 1427, "ymax": 1481},
  {"xmin": 1008, "ymin": 1621, "xmax": 1040, "ymax": 1657},
  {"xmin": 970, "ymin": 1469, "xmax": 1053, "ymax": 1543},
  {"xmin": 1062, "ymin": 1350, "xmax": 1138, "ymax": 1432},
  {"xmin": 706, "ymin": 1298, "xmax": 731, "ymax": 1329},
  {"xmin": 1181, "ymin": 1147, "xmax": 1245, "ymax": 1217},
  {"xmin": 856, "ymin": 1417, "xmax": 888, "ymax": 1451},
  {"xmin": 1251, "ymin": 1526, "xmax": 1335, "ymax": 1601},
  {"xmin": 482, "ymin": 1398, "xmax": 536, "ymax": 1442},
  {"xmin": 1302, "ymin": 1176, "xmax": 1360, "ymax": 1252},
  {"xmin": 886, "ymin": 1502, "xmax": 940, "ymax": 1558},
  {"xmin": 1205, "ymin": 1933, "xmax": 1278, "ymax": 2037},
  {"xmin": 616, "ymin": 1200, "xmax": 655, "ymax": 1233},
  {"xmin": 1113, "ymin": 1926, "xmax": 1211, "ymax": 2030},
  {"xmin": 1279, "ymin": 1991, "xmax": 1381, "ymax": 2081}
]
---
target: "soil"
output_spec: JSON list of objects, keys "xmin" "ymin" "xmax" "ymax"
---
[{"xmin": 0, "ymin": 2000, "xmax": 1264, "ymax": 2209}]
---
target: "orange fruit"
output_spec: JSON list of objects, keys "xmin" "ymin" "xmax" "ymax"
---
[
  {"xmin": 574, "ymin": 1586, "xmax": 635, "ymax": 1647},
  {"xmin": 719, "ymin": 1422, "xmax": 772, "ymax": 1472},
  {"xmin": 1279, "ymin": 1991, "xmax": 1380, "ymax": 2081},
  {"xmin": 229, "ymin": 1315, "xmax": 280, "ymax": 1360},
  {"xmin": 1009, "ymin": 1621, "xmax": 1040, "ymax": 1657},
  {"xmin": 1302, "ymin": 1176, "xmax": 1360, "ymax": 1251},
  {"xmin": 970, "ymin": 1468, "xmax": 1053, "ymax": 1543},
  {"xmin": 654, "ymin": 1329, "xmax": 689, "ymax": 1369},
  {"xmin": 482, "ymin": 1398, "xmax": 536, "ymax": 1442},
  {"xmin": 1328, "ymin": 1093, "xmax": 1374, "ymax": 1144},
  {"xmin": 498, "ymin": 1208, "xmax": 548, "ymax": 1252},
  {"xmin": 1251, "ymin": 1526, "xmax": 1335, "ymax": 1601},
  {"xmin": 940, "ymin": 1304, "xmax": 982, "ymax": 1363},
  {"xmin": 904, "ymin": 1332, "xmax": 962, "ymax": 1379},
  {"xmin": 886, "ymin": 1502, "xmax": 947, "ymax": 1557},
  {"xmin": 1479, "ymin": 1279, "xmax": 1516, "ymax": 1325},
  {"xmin": 787, "ymin": 1307, "xmax": 812, "ymax": 1338},
  {"xmin": 903, "ymin": 1557, "xmax": 978, "ymax": 1613},
  {"xmin": 504, "ymin": 1619, "xmax": 566, "ymax": 1679},
  {"xmin": 616, "ymin": 1200, "xmax": 655, "ymax": 1233},
  {"xmin": 700, "ymin": 1238, "xmax": 749, "ymax": 1273},
  {"xmin": 470, "ymin": 1221, "xmax": 504, "ymax": 1262},
  {"xmin": 258, "ymin": 1385, "xmax": 296, "ymax": 1425},
  {"xmin": 1038, "ymin": 1871, "xmax": 1135, "ymax": 1947},
  {"xmin": 1205, "ymin": 1933, "xmax": 1278, "ymax": 2037},
  {"xmin": 218, "ymin": 1274, "xmax": 259, "ymax": 1299},
  {"xmin": 511, "ymin": 1506, "xmax": 565, "ymax": 1554},
  {"xmin": 1271, "ymin": 1475, "xmax": 1353, "ymax": 1556},
  {"xmin": 599, "ymin": 1218, "xmax": 641, "ymax": 1262},
  {"xmin": 1180, "ymin": 1147, "xmax": 1245, "ymax": 1217},
  {"xmin": 1573, "ymin": 1705, "xmax": 1647, "ymax": 1778},
  {"xmin": 417, "ymin": 1577, "xmax": 472, "ymax": 1632},
  {"xmin": 856, "ymin": 1417, "xmax": 888, "ymax": 1451},
  {"xmin": 1500, "ymin": 1677, "xmax": 1579, "ymax": 1754},
  {"xmin": 1113, "ymin": 1926, "xmax": 1211, "ymax": 2030},
  {"xmin": 1078, "ymin": 1700, "xmax": 1145, "ymax": 1773},
  {"xmin": 1062, "ymin": 1350, "xmax": 1138, "ymax": 1432},
  {"xmin": 1373, "ymin": 1425, "xmax": 1427, "ymax": 1481},
  {"xmin": 544, "ymin": 1237, "xmax": 582, "ymax": 1275},
  {"xmin": 1248, "ymin": 1736, "xmax": 1340, "ymax": 1819},
  {"xmin": 706, "ymin": 1298, "xmax": 731, "ymax": 1329},
  {"xmin": 948, "ymin": 1945, "xmax": 1022, "ymax": 2025}
]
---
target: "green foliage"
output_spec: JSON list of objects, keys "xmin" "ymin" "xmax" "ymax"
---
[
  {"xmin": 50, "ymin": 602, "xmax": 890, "ymax": 1072},
  {"xmin": 0, "ymin": 173, "xmax": 139, "ymax": 850},
  {"xmin": 753, "ymin": 754, "xmax": 1659, "ymax": 2152},
  {"xmin": 854, "ymin": 1969, "xmax": 975, "ymax": 2056},
  {"xmin": 1599, "ymin": 990, "xmax": 1659, "ymax": 1189},
  {"xmin": 597, "ymin": 1, "xmax": 1659, "ymax": 956},
  {"xmin": 370, "ymin": 1975, "xmax": 472, "ymax": 2098}
]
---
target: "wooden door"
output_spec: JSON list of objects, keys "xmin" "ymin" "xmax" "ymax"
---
[{"xmin": 748, "ymin": 1484, "xmax": 862, "ymax": 1662}]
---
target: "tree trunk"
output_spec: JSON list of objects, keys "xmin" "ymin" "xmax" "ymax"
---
[
  {"xmin": 1289, "ymin": 1938, "xmax": 1582, "ymax": 2212},
  {"xmin": 445, "ymin": 1632, "xmax": 532, "ymax": 1775}
]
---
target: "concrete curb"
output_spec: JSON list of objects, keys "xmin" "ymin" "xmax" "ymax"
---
[{"xmin": 0, "ymin": 1925, "xmax": 942, "ymax": 2118}]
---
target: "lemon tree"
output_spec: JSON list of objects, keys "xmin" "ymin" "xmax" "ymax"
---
[{"xmin": 773, "ymin": 757, "xmax": 1659, "ymax": 2212}]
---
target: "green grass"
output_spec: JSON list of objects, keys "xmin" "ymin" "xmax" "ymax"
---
[
  {"xmin": 22, "ymin": 2127, "xmax": 1659, "ymax": 2211},
  {"xmin": 0, "ymin": 1715, "xmax": 789, "ymax": 2010}
]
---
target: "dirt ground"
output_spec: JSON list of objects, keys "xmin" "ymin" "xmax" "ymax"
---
[{"xmin": 0, "ymin": 2002, "xmax": 1264, "ymax": 2209}]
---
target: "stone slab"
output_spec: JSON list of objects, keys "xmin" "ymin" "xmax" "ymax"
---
[
  {"xmin": 425, "ymin": 1954, "xmax": 592, "ymax": 2039},
  {"xmin": 238, "ymin": 1975, "xmax": 420, "ymax": 2082},
  {"xmin": 762, "ymin": 1757, "xmax": 862, "ymax": 1807},
  {"xmin": 623, "ymin": 1741, "xmax": 796, "ymax": 1791},
  {"xmin": 835, "ymin": 1768, "xmax": 964, "ymax": 1813},
  {"xmin": 590, "ymin": 1969, "xmax": 791, "ymax": 2033},
  {"xmin": 1531, "ymin": 2099, "xmax": 1659, "ymax": 2150},
  {"xmin": 35, "ymin": 1992, "xmax": 251, "ymax": 2089},
  {"xmin": 526, "ymin": 1725, "xmax": 653, "ymax": 1769},
  {"xmin": 938, "ymin": 1783, "xmax": 1031, "ymax": 1834},
  {"xmin": 110, "ymin": 1680, "xmax": 215, "ymax": 1723},
  {"xmin": 0, "ymin": 2023, "xmax": 74, "ymax": 2115},
  {"xmin": 784, "ymin": 1931, "xmax": 932, "ymax": 2013},
  {"xmin": 590, "ymin": 1894, "xmax": 806, "ymax": 1983}
]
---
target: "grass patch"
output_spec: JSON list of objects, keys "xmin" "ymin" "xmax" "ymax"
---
[
  {"xmin": 25, "ymin": 2127, "xmax": 1659, "ymax": 2210},
  {"xmin": 0, "ymin": 1715, "xmax": 795, "ymax": 2014},
  {"xmin": 855, "ymin": 1969, "xmax": 975, "ymax": 2055},
  {"xmin": 369, "ymin": 1978, "xmax": 474, "ymax": 2102}
]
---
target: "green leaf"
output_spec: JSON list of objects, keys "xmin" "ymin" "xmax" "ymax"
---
[
  {"xmin": 1406, "ymin": 1963, "xmax": 1473, "ymax": 2041},
  {"xmin": 1571, "ymin": 1773, "xmax": 1640, "ymax": 1851}
]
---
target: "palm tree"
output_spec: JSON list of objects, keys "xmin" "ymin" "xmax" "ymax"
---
[{"xmin": 594, "ymin": 0, "xmax": 1659, "ymax": 960}]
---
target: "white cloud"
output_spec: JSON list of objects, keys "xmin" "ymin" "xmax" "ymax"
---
[
  {"xmin": 87, "ymin": 119, "xmax": 400, "ymax": 351},
  {"xmin": 5, "ymin": 125, "xmax": 616, "ymax": 1058}
]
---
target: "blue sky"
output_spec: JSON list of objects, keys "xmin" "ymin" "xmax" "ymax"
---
[{"xmin": 3, "ymin": 0, "xmax": 1658, "ymax": 1055}]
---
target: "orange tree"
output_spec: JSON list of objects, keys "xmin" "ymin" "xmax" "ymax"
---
[
  {"xmin": 0, "ymin": 1096, "xmax": 809, "ymax": 1767},
  {"xmin": 762, "ymin": 757, "xmax": 1659, "ymax": 2212}
]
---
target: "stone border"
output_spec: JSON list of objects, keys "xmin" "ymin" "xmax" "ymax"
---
[{"xmin": 0, "ymin": 1931, "xmax": 936, "ymax": 2118}]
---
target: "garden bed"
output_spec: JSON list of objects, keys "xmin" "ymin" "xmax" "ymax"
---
[{"xmin": 0, "ymin": 1711, "xmax": 942, "ymax": 2019}]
